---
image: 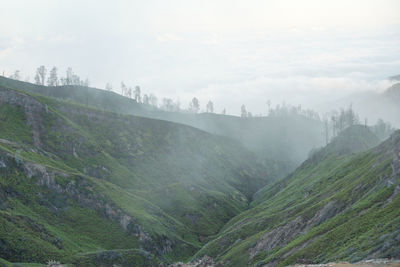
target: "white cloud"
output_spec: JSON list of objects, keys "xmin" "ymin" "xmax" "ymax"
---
[{"xmin": 0, "ymin": 0, "xmax": 399, "ymax": 118}]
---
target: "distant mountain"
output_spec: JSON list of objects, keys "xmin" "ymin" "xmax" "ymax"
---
[
  {"xmin": 384, "ymin": 82, "xmax": 400, "ymax": 100},
  {"xmin": 307, "ymin": 125, "xmax": 380, "ymax": 162},
  {"xmin": 0, "ymin": 85, "xmax": 270, "ymax": 265},
  {"xmin": 388, "ymin": 74, "xmax": 400, "ymax": 81},
  {"xmin": 195, "ymin": 126, "xmax": 400, "ymax": 266},
  {"xmin": 0, "ymin": 76, "xmax": 325, "ymax": 178}
]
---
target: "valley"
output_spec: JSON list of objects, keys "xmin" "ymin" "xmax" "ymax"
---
[{"xmin": 0, "ymin": 78, "xmax": 399, "ymax": 266}]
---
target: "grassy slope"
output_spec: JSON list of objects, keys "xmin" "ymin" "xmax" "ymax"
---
[
  {"xmin": 0, "ymin": 76, "xmax": 324, "ymax": 178},
  {"xmin": 195, "ymin": 126, "xmax": 400, "ymax": 266},
  {"xmin": 0, "ymin": 85, "xmax": 269, "ymax": 265}
]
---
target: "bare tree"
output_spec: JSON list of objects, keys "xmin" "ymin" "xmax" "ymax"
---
[
  {"xmin": 127, "ymin": 87, "xmax": 133, "ymax": 98},
  {"xmin": 64, "ymin": 67, "xmax": 74, "ymax": 85},
  {"xmin": 9, "ymin": 70, "xmax": 21, "ymax": 80},
  {"xmin": 35, "ymin": 66, "xmax": 47, "ymax": 85},
  {"xmin": 149, "ymin": 94, "xmax": 158, "ymax": 107},
  {"xmin": 34, "ymin": 73, "xmax": 41, "ymax": 85},
  {"xmin": 121, "ymin": 82, "xmax": 127, "ymax": 96},
  {"xmin": 82, "ymin": 78, "xmax": 89, "ymax": 87},
  {"xmin": 323, "ymin": 117, "xmax": 330, "ymax": 145},
  {"xmin": 134, "ymin": 86, "xmax": 141, "ymax": 102},
  {"xmin": 206, "ymin": 100, "xmax": 214, "ymax": 113},
  {"xmin": 266, "ymin": 99, "xmax": 271, "ymax": 115},
  {"xmin": 143, "ymin": 94, "xmax": 149, "ymax": 105},
  {"xmin": 47, "ymin": 67, "xmax": 58, "ymax": 86},
  {"xmin": 105, "ymin": 83, "xmax": 113, "ymax": 91},
  {"xmin": 189, "ymin": 97, "xmax": 200, "ymax": 113},
  {"xmin": 241, "ymin": 104, "xmax": 247, "ymax": 117}
]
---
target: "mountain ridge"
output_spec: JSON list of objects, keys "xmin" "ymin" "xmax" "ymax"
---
[
  {"xmin": 0, "ymin": 76, "xmax": 325, "ymax": 177},
  {"xmin": 194, "ymin": 127, "xmax": 400, "ymax": 266},
  {"xmin": 0, "ymin": 84, "xmax": 271, "ymax": 265}
]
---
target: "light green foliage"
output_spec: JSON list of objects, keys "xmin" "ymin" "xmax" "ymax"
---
[{"xmin": 0, "ymin": 84, "xmax": 269, "ymax": 265}]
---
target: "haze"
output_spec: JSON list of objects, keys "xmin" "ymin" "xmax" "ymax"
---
[{"xmin": 1, "ymin": 0, "xmax": 400, "ymax": 115}]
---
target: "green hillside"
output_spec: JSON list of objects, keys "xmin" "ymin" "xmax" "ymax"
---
[
  {"xmin": 195, "ymin": 126, "xmax": 400, "ymax": 266},
  {"xmin": 0, "ymin": 76, "xmax": 324, "ymax": 177},
  {"xmin": 1, "ymin": 77, "xmax": 399, "ymax": 266},
  {"xmin": 0, "ymin": 85, "xmax": 270, "ymax": 265}
]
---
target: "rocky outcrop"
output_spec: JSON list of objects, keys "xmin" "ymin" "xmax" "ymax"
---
[
  {"xmin": 0, "ymin": 149, "xmax": 173, "ymax": 256},
  {"xmin": 249, "ymin": 201, "xmax": 343, "ymax": 260}
]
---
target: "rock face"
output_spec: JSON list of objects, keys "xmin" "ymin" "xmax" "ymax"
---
[
  {"xmin": 249, "ymin": 201, "xmax": 343, "ymax": 260},
  {"xmin": 0, "ymin": 150, "xmax": 157, "ymax": 250}
]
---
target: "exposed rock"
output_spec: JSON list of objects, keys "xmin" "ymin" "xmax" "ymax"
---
[
  {"xmin": 0, "ymin": 150, "xmax": 169, "ymax": 256},
  {"xmin": 306, "ymin": 201, "xmax": 342, "ymax": 228},
  {"xmin": 250, "ymin": 201, "xmax": 342, "ymax": 260},
  {"xmin": 249, "ymin": 216, "xmax": 305, "ymax": 259}
]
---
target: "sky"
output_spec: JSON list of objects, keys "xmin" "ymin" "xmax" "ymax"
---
[{"xmin": 1, "ymin": 0, "xmax": 400, "ymax": 115}]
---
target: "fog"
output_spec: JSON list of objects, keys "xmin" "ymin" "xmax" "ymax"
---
[
  {"xmin": 1, "ymin": 0, "xmax": 400, "ymax": 118},
  {"xmin": 1, "ymin": 2, "xmax": 400, "ymax": 264}
]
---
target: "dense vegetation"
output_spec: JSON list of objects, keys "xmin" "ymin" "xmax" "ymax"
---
[
  {"xmin": 195, "ymin": 126, "xmax": 400, "ymax": 266},
  {"xmin": 0, "ymin": 85, "xmax": 269, "ymax": 265},
  {"xmin": 0, "ymin": 77, "xmax": 399, "ymax": 266}
]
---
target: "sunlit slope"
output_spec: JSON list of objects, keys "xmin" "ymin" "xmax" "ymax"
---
[
  {"xmin": 0, "ymin": 85, "xmax": 270, "ymax": 265},
  {"xmin": 195, "ymin": 126, "xmax": 400, "ymax": 266},
  {"xmin": 0, "ymin": 76, "xmax": 324, "ymax": 177}
]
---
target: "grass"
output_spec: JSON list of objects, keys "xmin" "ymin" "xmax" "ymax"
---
[
  {"xmin": 0, "ymin": 84, "xmax": 271, "ymax": 265},
  {"xmin": 194, "ymin": 127, "xmax": 400, "ymax": 266}
]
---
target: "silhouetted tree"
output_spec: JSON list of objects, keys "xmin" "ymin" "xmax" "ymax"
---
[
  {"xmin": 105, "ymin": 83, "xmax": 113, "ymax": 91},
  {"xmin": 206, "ymin": 100, "xmax": 214, "ymax": 113},
  {"xmin": 34, "ymin": 73, "xmax": 40, "ymax": 85},
  {"xmin": 35, "ymin": 66, "xmax": 47, "ymax": 85},
  {"xmin": 149, "ymin": 94, "xmax": 158, "ymax": 107},
  {"xmin": 323, "ymin": 117, "xmax": 330, "ymax": 145},
  {"xmin": 120, "ymin": 82, "xmax": 127, "ymax": 96},
  {"xmin": 143, "ymin": 94, "xmax": 149, "ymax": 105},
  {"xmin": 82, "ymin": 78, "xmax": 89, "ymax": 87},
  {"xmin": 9, "ymin": 70, "xmax": 21, "ymax": 80},
  {"xmin": 134, "ymin": 86, "xmax": 141, "ymax": 102},
  {"xmin": 189, "ymin": 97, "xmax": 200, "ymax": 113},
  {"xmin": 162, "ymin": 98, "xmax": 180, "ymax": 111},
  {"xmin": 241, "ymin": 104, "xmax": 247, "ymax": 117},
  {"xmin": 47, "ymin": 67, "xmax": 58, "ymax": 86},
  {"xmin": 266, "ymin": 99, "xmax": 271, "ymax": 115},
  {"xmin": 127, "ymin": 87, "xmax": 133, "ymax": 98},
  {"xmin": 372, "ymin": 119, "xmax": 395, "ymax": 140}
]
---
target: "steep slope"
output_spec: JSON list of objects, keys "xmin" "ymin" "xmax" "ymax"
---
[
  {"xmin": 195, "ymin": 126, "xmax": 400, "ymax": 266},
  {"xmin": 384, "ymin": 83, "xmax": 400, "ymax": 101},
  {"xmin": 0, "ymin": 76, "xmax": 324, "ymax": 177},
  {"xmin": 388, "ymin": 74, "xmax": 400, "ymax": 81},
  {"xmin": 0, "ymin": 85, "xmax": 270, "ymax": 265}
]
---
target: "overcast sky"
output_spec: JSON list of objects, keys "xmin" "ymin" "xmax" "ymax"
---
[{"xmin": 1, "ymin": 0, "xmax": 400, "ymax": 115}]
